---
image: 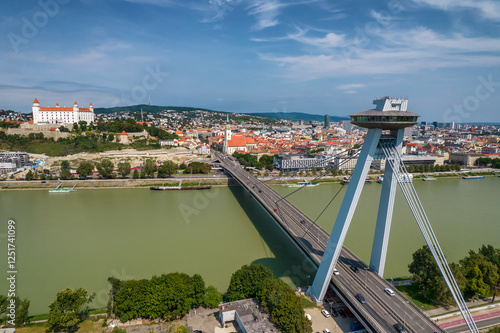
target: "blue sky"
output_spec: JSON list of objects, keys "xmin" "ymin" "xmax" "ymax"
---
[{"xmin": 1, "ymin": 0, "xmax": 500, "ymax": 122}]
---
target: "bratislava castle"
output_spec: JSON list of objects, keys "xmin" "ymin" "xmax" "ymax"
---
[{"xmin": 32, "ymin": 98, "xmax": 95, "ymax": 125}]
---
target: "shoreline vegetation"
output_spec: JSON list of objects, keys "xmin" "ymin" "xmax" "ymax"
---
[{"xmin": 1, "ymin": 171, "xmax": 497, "ymax": 190}]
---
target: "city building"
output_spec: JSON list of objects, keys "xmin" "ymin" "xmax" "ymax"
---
[
  {"xmin": 32, "ymin": 98, "xmax": 95, "ymax": 125},
  {"xmin": 218, "ymin": 299, "xmax": 279, "ymax": 333},
  {"xmin": 324, "ymin": 114, "xmax": 330, "ymax": 129},
  {"xmin": 0, "ymin": 151, "xmax": 30, "ymax": 175},
  {"xmin": 274, "ymin": 154, "xmax": 328, "ymax": 171}
]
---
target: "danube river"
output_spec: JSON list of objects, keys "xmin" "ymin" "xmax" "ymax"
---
[{"xmin": 0, "ymin": 176, "xmax": 498, "ymax": 314}]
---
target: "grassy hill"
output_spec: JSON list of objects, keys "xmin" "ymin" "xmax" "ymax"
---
[
  {"xmin": 246, "ymin": 112, "xmax": 349, "ymax": 122},
  {"xmin": 95, "ymin": 105, "xmax": 349, "ymax": 123},
  {"xmin": 94, "ymin": 104, "xmax": 221, "ymax": 114}
]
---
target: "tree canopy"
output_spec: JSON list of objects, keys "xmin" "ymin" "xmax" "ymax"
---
[
  {"xmin": 46, "ymin": 288, "xmax": 94, "ymax": 332},
  {"xmin": 409, "ymin": 244, "xmax": 500, "ymax": 305},
  {"xmin": 108, "ymin": 273, "xmax": 213, "ymax": 322},
  {"xmin": 97, "ymin": 159, "xmax": 114, "ymax": 178},
  {"xmin": 226, "ymin": 264, "xmax": 274, "ymax": 301},
  {"xmin": 258, "ymin": 279, "xmax": 312, "ymax": 333},
  {"xmin": 184, "ymin": 162, "xmax": 211, "ymax": 174},
  {"xmin": 77, "ymin": 162, "xmax": 94, "ymax": 178},
  {"xmin": 158, "ymin": 161, "xmax": 178, "ymax": 178}
]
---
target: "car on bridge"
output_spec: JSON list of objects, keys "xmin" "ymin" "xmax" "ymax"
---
[
  {"xmin": 350, "ymin": 265, "xmax": 359, "ymax": 273},
  {"xmin": 394, "ymin": 323, "xmax": 406, "ymax": 332},
  {"xmin": 385, "ymin": 288, "xmax": 395, "ymax": 296},
  {"xmin": 356, "ymin": 293, "xmax": 366, "ymax": 304}
]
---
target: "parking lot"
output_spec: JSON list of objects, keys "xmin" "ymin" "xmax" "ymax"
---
[{"xmin": 305, "ymin": 291, "xmax": 366, "ymax": 333}]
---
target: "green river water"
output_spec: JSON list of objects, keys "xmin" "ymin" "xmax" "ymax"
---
[{"xmin": 0, "ymin": 176, "xmax": 498, "ymax": 314}]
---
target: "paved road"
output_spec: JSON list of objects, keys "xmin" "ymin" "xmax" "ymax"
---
[
  {"xmin": 441, "ymin": 311, "xmax": 500, "ymax": 332},
  {"xmin": 214, "ymin": 151, "xmax": 444, "ymax": 333}
]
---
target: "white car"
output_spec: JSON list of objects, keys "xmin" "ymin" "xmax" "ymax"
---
[
  {"xmin": 333, "ymin": 269, "xmax": 339, "ymax": 276},
  {"xmin": 305, "ymin": 313, "xmax": 312, "ymax": 321},
  {"xmin": 323, "ymin": 329, "xmax": 331, "ymax": 333},
  {"xmin": 385, "ymin": 288, "xmax": 395, "ymax": 296},
  {"xmin": 321, "ymin": 309, "xmax": 330, "ymax": 317}
]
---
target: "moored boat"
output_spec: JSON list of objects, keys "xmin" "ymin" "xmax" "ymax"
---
[
  {"xmin": 49, "ymin": 183, "xmax": 77, "ymax": 193},
  {"xmin": 462, "ymin": 175, "xmax": 485, "ymax": 179}
]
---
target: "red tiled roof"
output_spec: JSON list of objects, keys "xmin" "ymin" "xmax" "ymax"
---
[{"xmin": 228, "ymin": 136, "xmax": 248, "ymax": 147}]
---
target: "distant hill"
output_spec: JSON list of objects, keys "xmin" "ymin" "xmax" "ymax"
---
[
  {"xmin": 245, "ymin": 112, "xmax": 349, "ymax": 122},
  {"xmin": 94, "ymin": 105, "xmax": 349, "ymax": 123},
  {"xmin": 94, "ymin": 104, "xmax": 223, "ymax": 114}
]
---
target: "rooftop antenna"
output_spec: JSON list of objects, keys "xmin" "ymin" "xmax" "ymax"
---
[{"xmin": 148, "ymin": 94, "xmax": 151, "ymax": 106}]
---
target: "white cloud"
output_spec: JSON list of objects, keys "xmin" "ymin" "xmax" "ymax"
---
[
  {"xmin": 257, "ymin": 26, "xmax": 500, "ymax": 81},
  {"xmin": 337, "ymin": 84, "xmax": 366, "ymax": 90},
  {"xmin": 411, "ymin": 0, "xmax": 500, "ymax": 20},
  {"xmin": 246, "ymin": 0, "xmax": 284, "ymax": 30},
  {"xmin": 246, "ymin": 0, "xmax": 320, "ymax": 30},
  {"xmin": 252, "ymin": 27, "xmax": 345, "ymax": 49}
]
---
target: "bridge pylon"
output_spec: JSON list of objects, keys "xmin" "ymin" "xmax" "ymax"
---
[{"xmin": 307, "ymin": 97, "xmax": 417, "ymax": 303}]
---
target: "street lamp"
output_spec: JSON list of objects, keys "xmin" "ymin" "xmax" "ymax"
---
[{"xmin": 364, "ymin": 268, "xmax": 368, "ymax": 287}]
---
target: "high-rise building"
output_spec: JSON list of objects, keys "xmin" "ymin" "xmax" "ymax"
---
[{"xmin": 324, "ymin": 114, "xmax": 330, "ymax": 129}]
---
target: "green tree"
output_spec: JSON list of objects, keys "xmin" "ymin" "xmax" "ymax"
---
[
  {"xmin": 117, "ymin": 162, "xmax": 131, "ymax": 178},
  {"xmin": 97, "ymin": 159, "xmax": 114, "ymax": 178},
  {"xmin": 25, "ymin": 170, "xmax": 34, "ymax": 180},
  {"xmin": 226, "ymin": 264, "xmax": 274, "ymax": 301},
  {"xmin": 204, "ymin": 286, "xmax": 222, "ymax": 308},
  {"xmin": 60, "ymin": 169, "xmax": 73, "ymax": 180},
  {"xmin": 47, "ymin": 288, "xmax": 95, "ymax": 332},
  {"xmin": 157, "ymin": 161, "xmax": 177, "ymax": 178},
  {"xmin": 14, "ymin": 297, "xmax": 30, "ymax": 326},
  {"xmin": 460, "ymin": 250, "xmax": 499, "ymax": 298},
  {"xmin": 132, "ymin": 169, "xmax": 139, "ymax": 179},
  {"xmin": 143, "ymin": 159, "xmax": 157, "ymax": 178},
  {"xmin": 258, "ymin": 279, "xmax": 312, "ymax": 333},
  {"xmin": 408, "ymin": 245, "xmax": 453, "ymax": 304},
  {"xmin": 61, "ymin": 160, "xmax": 70, "ymax": 170},
  {"xmin": 259, "ymin": 154, "xmax": 274, "ymax": 171},
  {"xmin": 76, "ymin": 162, "xmax": 94, "ymax": 178}
]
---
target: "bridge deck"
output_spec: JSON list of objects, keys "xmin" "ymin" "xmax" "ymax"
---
[{"xmin": 215, "ymin": 151, "xmax": 445, "ymax": 333}]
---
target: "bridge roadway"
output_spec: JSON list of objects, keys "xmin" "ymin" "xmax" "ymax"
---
[{"xmin": 214, "ymin": 151, "xmax": 445, "ymax": 333}]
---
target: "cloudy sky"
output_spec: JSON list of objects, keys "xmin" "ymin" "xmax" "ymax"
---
[{"xmin": 1, "ymin": 0, "xmax": 499, "ymax": 122}]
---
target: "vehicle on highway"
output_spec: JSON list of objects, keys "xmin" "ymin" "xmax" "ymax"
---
[
  {"xmin": 385, "ymin": 288, "xmax": 395, "ymax": 296},
  {"xmin": 394, "ymin": 323, "xmax": 406, "ymax": 332},
  {"xmin": 321, "ymin": 309, "xmax": 330, "ymax": 317},
  {"xmin": 356, "ymin": 293, "xmax": 366, "ymax": 304},
  {"xmin": 350, "ymin": 265, "xmax": 359, "ymax": 273},
  {"xmin": 338, "ymin": 309, "xmax": 346, "ymax": 318},
  {"xmin": 333, "ymin": 268, "xmax": 339, "ymax": 275}
]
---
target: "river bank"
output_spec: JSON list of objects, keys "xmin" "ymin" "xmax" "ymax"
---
[{"xmin": 2, "ymin": 169, "xmax": 497, "ymax": 190}]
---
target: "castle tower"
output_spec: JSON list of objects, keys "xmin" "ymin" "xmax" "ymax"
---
[
  {"xmin": 308, "ymin": 97, "xmax": 419, "ymax": 303},
  {"xmin": 73, "ymin": 101, "xmax": 79, "ymax": 123},
  {"xmin": 223, "ymin": 115, "xmax": 231, "ymax": 154},
  {"xmin": 32, "ymin": 98, "xmax": 40, "ymax": 123}
]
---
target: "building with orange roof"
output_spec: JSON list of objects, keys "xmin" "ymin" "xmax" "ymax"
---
[{"xmin": 32, "ymin": 99, "xmax": 94, "ymax": 125}]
